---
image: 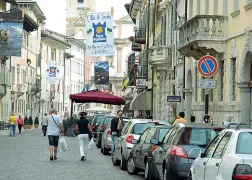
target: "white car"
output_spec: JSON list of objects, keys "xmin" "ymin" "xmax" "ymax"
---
[
  {"xmin": 189, "ymin": 123, "xmax": 252, "ymax": 180},
  {"xmin": 111, "ymin": 119, "xmax": 170, "ymax": 170}
]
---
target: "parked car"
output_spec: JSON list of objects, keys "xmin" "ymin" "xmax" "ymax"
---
[
  {"xmin": 189, "ymin": 122, "xmax": 252, "ymax": 180},
  {"xmin": 150, "ymin": 123, "xmax": 224, "ymax": 180},
  {"xmin": 91, "ymin": 114, "xmax": 106, "ymax": 138},
  {"xmin": 96, "ymin": 115, "xmax": 129, "ymax": 148},
  {"xmin": 127, "ymin": 125, "xmax": 171, "ymax": 180},
  {"xmin": 101, "ymin": 119, "xmax": 132, "ymax": 155},
  {"xmin": 111, "ymin": 119, "xmax": 171, "ymax": 170}
]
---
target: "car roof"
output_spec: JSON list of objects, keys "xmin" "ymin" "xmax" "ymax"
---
[
  {"xmin": 129, "ymin": 119, "xmax": 171, "ymax": 125},
  {"xmin": 177, "ymin": 123, "xmax": 225, "ymax": 129}
]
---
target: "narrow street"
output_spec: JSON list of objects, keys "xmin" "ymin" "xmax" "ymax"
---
[{"xmin": 0, "ymin": 129, "xmax": 144, "ymax": 180}]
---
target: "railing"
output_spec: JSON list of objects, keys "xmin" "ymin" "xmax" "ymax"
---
[
  {"xmin": 132, "ymin": 41, "xmax": 142, "ymax": 52},
  {"xmin": 178, "ymin": 15, "xmax": 228, "ymax": 49},
  {"xmin": 135, "ymin": 28, "xmax": 146, "ymax": 44},
  {"xmin": 149, "ymin": 45, "xmax": 172, "ymax": 65}
]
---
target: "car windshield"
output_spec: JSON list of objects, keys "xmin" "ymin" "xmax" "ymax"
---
[
  {"xmin": 159, "ymin": 128, "xmax": 170, "ymax": 142},
  {"xmin": 132, "ymin": 123, "xmax": 153, "ymax": 135},
  {"xmin": 104, "ymin": 117, "xmax": 114, "ymax": 125},
  {"xmin": 93, "ymin": 115, "xmax": 105, "ymax": 124},
  {"xmin": 180, "ymin": 128, "xmax": 217, "ymax": 146},
  {"xmin": 236, "ymin": 132, "xmax": 252, "ymax": 154}
]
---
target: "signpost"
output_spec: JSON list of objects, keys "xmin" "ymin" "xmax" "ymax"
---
[
  {"xmin": 198, "ymin": 55, "xmax": 218, "ymax": 122},
  {"xmin": 167, "ymin": 96, "xmax": 181, "ymax": 102}
]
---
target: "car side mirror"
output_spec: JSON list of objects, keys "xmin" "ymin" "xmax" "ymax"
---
[
  {"xmin": 151, "ymin": 138, "xmax": 159, "ymax": 145},
  {"xmin": 131, "ymin": 139, "xmax": 138, "ymax": 144}
]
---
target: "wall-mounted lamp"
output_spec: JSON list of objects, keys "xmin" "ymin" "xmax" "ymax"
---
[{"xmin": 27, "ymin": 59, "xmax": 31, "ymax": 66}]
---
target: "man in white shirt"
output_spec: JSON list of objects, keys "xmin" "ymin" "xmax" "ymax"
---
[
  {"xmin": 41, "ymin": 113, "xmax": 48, "ymax": 136},
  {"xmin": 47, "ymin": 108, "xmax": 63, "ymax": 161}
]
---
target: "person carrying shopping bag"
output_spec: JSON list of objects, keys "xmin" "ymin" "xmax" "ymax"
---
[{"xmin": 76, "ymin": 111, "xmax": 93, "ymax": 161}]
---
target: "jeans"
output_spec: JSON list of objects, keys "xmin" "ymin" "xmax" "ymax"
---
[
  {"xmin": 9, "ymin": 125, "xmax": 16, "ymax": 136},
  {"xmin": 78, "ymin": 134, "xmax": 89, "ymax": 157},
  {"xmin": 111, "ymin": 132, "xmax": 118, "ymax": 152}
]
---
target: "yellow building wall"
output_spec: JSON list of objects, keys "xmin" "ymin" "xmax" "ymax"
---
[{"xmin": 187, "ymin": 0, "xmax": 252, "ymax": 104}]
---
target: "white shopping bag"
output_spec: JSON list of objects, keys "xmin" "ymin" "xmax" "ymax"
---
[
  {"xmin": 88, "ymin": 138, "xmax": 94, "ymax": 150},
  {"xmin": 59, "ymin": 136, "xmax": 68, "ymax": 152}
]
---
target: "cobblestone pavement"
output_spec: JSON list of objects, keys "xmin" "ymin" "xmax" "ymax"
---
[{"xmin": 0, "ymin": 129, "xmax": 144, "ymax": 180}]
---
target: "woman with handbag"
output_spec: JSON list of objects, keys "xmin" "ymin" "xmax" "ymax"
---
[{"xmin": 76, "ymin": 112, "xmax": 94, "ymax": 161}]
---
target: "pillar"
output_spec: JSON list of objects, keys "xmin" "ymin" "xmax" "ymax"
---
[
  {"xmin": 116, "ymin": 46, "xmax": 123, "ymax": 74},
  {"xmin": 161, "ymin": 72, "xmax": 172, "ymax": 120},
  {"xmin": 183, "ymin": 89, "xmax": 193, "ymax": 120},
  {"xmin": 239, "ymin": 86, "xmax": 251, "ymax": 123}
]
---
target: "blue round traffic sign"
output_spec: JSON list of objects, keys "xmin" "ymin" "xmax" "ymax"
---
[{"xmin": 198, "ymin": 55, "xmax": 218, "ymax": 77}]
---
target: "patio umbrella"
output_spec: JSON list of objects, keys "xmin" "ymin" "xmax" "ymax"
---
[{"xmin": 86, "ymin": 106, "xmax": 111, "ymax": 113}]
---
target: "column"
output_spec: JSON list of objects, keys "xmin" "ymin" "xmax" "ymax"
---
[
  {"xmin": 161, "ymin": 72, "xmax": 172, "ymax": 120},
  {"xmin": 240, "ymin": 87, "xmax": 251, "ymax": 123},
  {"xmin": 184, "ymin": 89, "xmax": 193, "ymax": 120},
  {"xmin": 156, "ymin": 77, "xmax": 163, "ymax": 119},
  {"xmin": 116, "ymin": 46, "xmax": 123, "ymax": 74}
]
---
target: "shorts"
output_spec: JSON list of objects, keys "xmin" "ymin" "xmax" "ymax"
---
[{"xmin": 48, "ymin": 135, "xmax": 59, "ymax": 147}]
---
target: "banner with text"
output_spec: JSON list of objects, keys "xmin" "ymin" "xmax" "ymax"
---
[
  {"xmin": 94, "ymin": 61, "xmax": 109, "ymax": 84},
  {"xmin": 86, "ymin": 12, "xmax": 114, "ymax": 56},
  {"xmin": 45, "ymin": 60, "xmax": 61, "ymax": 84},
  {"xmin": 0, "ymin": 12, "xmax": 23, "ymax": 56}
]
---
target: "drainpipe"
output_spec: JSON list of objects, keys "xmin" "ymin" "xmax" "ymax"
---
[
  {"xmin": 63, "ymin": 50, "xmax": 66, "ymax": 114},
  {"xmin": 183, "ymin": 0, "xmax": 188, "ymax": 100}
]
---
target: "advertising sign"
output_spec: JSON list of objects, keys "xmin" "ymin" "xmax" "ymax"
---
[
  {"xmin": 45, "ymin": 60, "xmax": 61, "ymax": 84},
  {"xmin": 0, "ymin": 12, "xmax": 23, "ymax": 56},
  {"xmin": 94, "ymin": 61, "xmax": 109, "ymax": 84},
  {"xmin": 85, "ymin": 12, "xmax": 114, "ymax": 56}
]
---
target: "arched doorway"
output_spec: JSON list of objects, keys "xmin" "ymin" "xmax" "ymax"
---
[{"xmin": 185, "ymin": 70, "xmax": 193, "ymax": 120}]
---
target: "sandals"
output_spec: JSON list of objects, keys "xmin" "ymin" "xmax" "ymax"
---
[
  {"xmin": 54, "ymin": 156, "xmax": 57, "ymax": 160},
  {"xmin": 50, "ymin": 155, "xmax": 57, "ymax": 161}
]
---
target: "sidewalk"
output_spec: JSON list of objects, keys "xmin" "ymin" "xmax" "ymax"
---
[{"xmin": 0, "ymin": 128, "xmax": 36, "ymax": 136}]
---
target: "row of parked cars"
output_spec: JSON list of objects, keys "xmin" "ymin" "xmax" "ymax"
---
[{"xmin": 91, "ymin": 114, "xmax": 252, "ymax": 180}]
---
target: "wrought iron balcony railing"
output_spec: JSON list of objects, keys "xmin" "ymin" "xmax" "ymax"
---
[{"xmin": 135, "ymin": 28, "xmax": 146, "ymax": 44}]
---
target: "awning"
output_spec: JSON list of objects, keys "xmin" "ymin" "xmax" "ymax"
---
[
  {"xmin": 124, "ymin": 3, "xmax": 136, "ymax": 24},
  {"xmin": 123, "ymin": 101, "xmax": 133, "ymax": 112},
  {"xmin": 129, "ymin": 90, "xmax": 151, "ymax": 110},
  {"xmin": 23, "ymin": 13, "xmax": 39, "ymax": 32}
]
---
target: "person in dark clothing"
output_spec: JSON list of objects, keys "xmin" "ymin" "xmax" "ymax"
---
[
  {"xmin": 190, "ymin": 116, "xmax": 196, "ymax": 123},
  {"xmin": 111, "ymin": 110, "xmax": 123, "ymax": 153},
  {"xmin": 76, "ymin": 112, "xmax": 93, "ymax": 161}
]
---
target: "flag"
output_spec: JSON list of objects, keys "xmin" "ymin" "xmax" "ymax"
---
[{"xmin": 121, "ymin": 72, "xmax": 129, "ymax": 91}]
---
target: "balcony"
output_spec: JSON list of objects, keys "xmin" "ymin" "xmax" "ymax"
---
[
  {"xmin": 17, "ymin": 84, "xmax": 25, "ymax": 97},
  {"xmin": 132, "ymin": 41, "xmax": 141, "ymax": 52},
  {"xmin": 50, "ymin": 91, "xmax": 55, "ymax": 99},
  {"xmin": 11, "ymin": 84, "xmax": 16, "ymax": 94},
  {"xmin": 178, "ymin": 15, "xmax": 228, "ymax": 60},
  {"xmin": 149, "ymin": 46, "xmax": 172, "ymax": 67},
  {"xmin": 135, "ymin": 28, "xmax": 146, "ymax": 44}
]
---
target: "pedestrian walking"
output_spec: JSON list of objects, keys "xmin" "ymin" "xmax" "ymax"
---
[
  {"xmin": 47, "ymin": 108, "xmax": 63, "ymax": 161},
  {"xmin": 172, "ymin": 112, "xmax": 188, "ymax": 126},
  {"xmin": 41, "ymin": 113, "xmax": 48, "ymax": 136},
  {"xmin": 9, "ymin": 113, "xmax": 17, "ymax": 137},
  {"xmin": 76, "ymin": 112, "xmax": 93, "ymax": 161},
  {"xmin": 17, "ymin": 115, "xmax": 24, "ymax": 134},
  {"xmin": 111, "ymin": 110, "xmax": 123, "ymax": 153}
]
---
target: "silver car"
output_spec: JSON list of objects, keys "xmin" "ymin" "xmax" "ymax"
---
[
  {"xmin": 101, "ymin": 119, "xmax": 132, "ymax": 155},
  {"xmin": 111, "ymin": 119, "xmax": 170, "ymax": 170}
]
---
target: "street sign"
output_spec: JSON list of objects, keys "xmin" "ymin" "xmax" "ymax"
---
[
  {"xmin": 198, "ymin": 55, "xmax": 218, "ymax": 77},
  {"xmin": 167, "ymin": 96, "xmax": 181, "ymax": 102},
  {"xmin": 198, "ymin": 79, "xmax": 217, "ymax": 89}
]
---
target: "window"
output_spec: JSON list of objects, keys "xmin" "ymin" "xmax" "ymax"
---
[
  {"xmin": 214, "ymin": 0, "xmax": 218, "ymax": 15},
  {"xmin": 212, "ymin": 132, "xmax": 232, "ymax": 158},
  {"xmin": 167, "ymin": 126, "xmax": 180, "ymax": 144},
  {"xmin": 78, "ymin": 0, "xmax": 83, "ymax": 3},
  {"xmin": 236, "ymin": 132, "xmax": 252, "ymax": 154},
  {"xmin": 122, "ymin": 122, "xmax": 132, "ymax": 135},
  {"xmin": 140, "ymin": 128, "xmax": 150, "ymax": 143},
  {"xmin": 205, "ymin": 0, "xmax": 209, "ymax": 14},
  {"xmin": 189, "ymin": 0, "xmax": 193, "ymax": 18},
  {"xmin": 145, "ymin": 128, "xmax": 156, "ymax": 143},
  {"xmin": 233, "ymin": 0, "xmax": 239, "ymax": 11},
  {"xmin": 205, "ymin": 135, "xmax": 222, "ymax": 158},
  {"xmin": 230, "ymin": 58, "xmax": 236, "ymax": 101},
  {"xmin": 159, "ymin": 128, "xmax": 170, "ymax": 142},
  {"xmin": 197, "ymin": 0, "xmax": 201, "ymax": 14},
  {"xmin": 132, "ymin": 123, "xmax": 153, "ymax": 135},
  {"xmin": 219, "ymin": 61, "xmax": 224, "ymax": 101}
]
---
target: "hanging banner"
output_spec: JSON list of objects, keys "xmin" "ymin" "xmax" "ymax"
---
[
  {"xmin": 45, "ymin": 60, "xmax": 61, "ymax": 84},
  {"xmin": 94, "ymin": 61, "xmax": 109, "ymax": 84},
  {"xmin": 86, "ymin": 12, "xmax": 114, "ymax": 56},
  {"xmin": 0, "ymin": 12, "xmax": 23, "ymax": 56}
]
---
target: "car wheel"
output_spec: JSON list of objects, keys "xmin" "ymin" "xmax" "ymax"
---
[
  {"xmin": 145, "ymin": 161, "xmax": 151, "ymax": 180},
  {"xmin": 111, "ymin": 152, "xmax": 120, "ymax": 166},
  {"xmin": 120, "ymin": 153, "xmax": 127, "ymax": 170},
  {"xmin": 103, "ymin": 147, "xmax": 109, "ymax": 155},
  {"xmin": 127, "ymin": 155, "xmax": 140, "ymax": 175}
]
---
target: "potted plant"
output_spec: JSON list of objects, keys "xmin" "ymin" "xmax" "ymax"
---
[
  {"xmin": 34, "ymin": 117, "xmax": 39, "ymax": 128},
  {"xmin": 28, "ymin": 116, "xmax": 33, "ymax": 129},
  {"xmin": 23, "ymin": 116, "xmax": 28, "ymax": 129}
]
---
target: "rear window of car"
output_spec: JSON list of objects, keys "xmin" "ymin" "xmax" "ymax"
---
[
  {"xmin": 104, "ymin": 117, "xmax": 114, "ymax": 125},
  {"xmin": 93, "ymin": 115, "xmax": 105, "ymax": 124},
  {"xmin": 132, "ymin": 123, "xmax": 153, "ymax": 135},
  {"xmin": 159, "ymin": 128, "xmax": 170, "ymax": 142},
  {"xmin": 180, "ymin": 128, "xmax": 217, "ymax": 146},
  {"xmin": 236, "ymin": 132, "xmax": 252, "ymax": 154}
]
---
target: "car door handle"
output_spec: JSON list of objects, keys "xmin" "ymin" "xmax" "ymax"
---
[{"xmin": 216, "ymin": 163, "xmax": 219, "ymax": 167}]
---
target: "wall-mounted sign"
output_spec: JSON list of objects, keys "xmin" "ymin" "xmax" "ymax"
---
[{"xmin": 167, "ymin": 96, "xmax": 181, "ymax": 102}]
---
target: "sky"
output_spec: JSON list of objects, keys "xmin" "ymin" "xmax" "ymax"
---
[{"xmin": 36, "ymin": 0, "xmax": 130, "ymax": 35}]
